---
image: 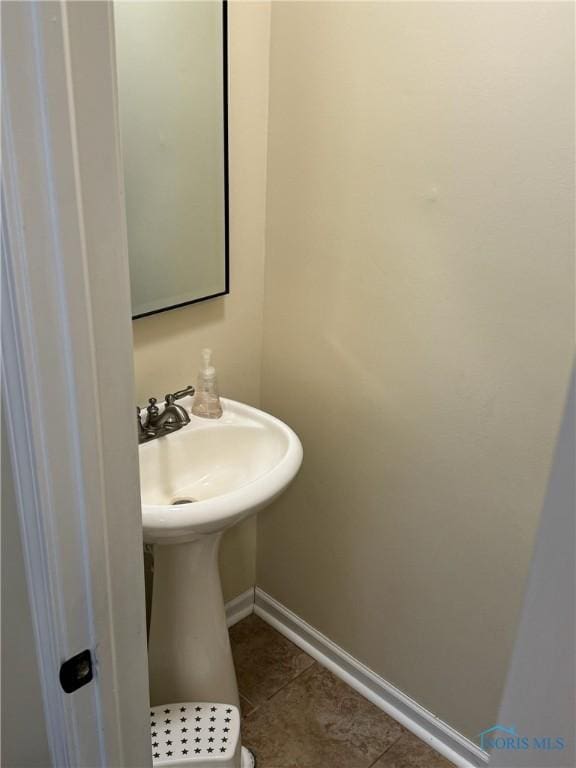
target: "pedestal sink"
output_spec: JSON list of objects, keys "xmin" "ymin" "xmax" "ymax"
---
[{"xmin": 139, "ymin": 396, "xmax": 302, "ymax": 713}]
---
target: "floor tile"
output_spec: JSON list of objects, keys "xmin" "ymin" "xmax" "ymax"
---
[
  {"xmin": 242, "ymin": 664, "xmax": 404, "ymax": 768},
  {"xmin": 240, "ymin": 694, "xmax": 257, "ymax": 718},
  {"xmin": 371, "ymin": 731, "xmax": 455, "ymax": 767},
  {"xmin": 230, "ymin": 614, "xmax": 314, "ymax": 706}
]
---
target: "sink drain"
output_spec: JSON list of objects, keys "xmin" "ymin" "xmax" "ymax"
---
[{"xmin": 171, "ymin": 497, "xmax": 197, "ymax": 505}]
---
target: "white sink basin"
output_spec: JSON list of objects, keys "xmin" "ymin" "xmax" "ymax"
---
[
  {"xmin": 139, "ymin": 397, "xmax": 302, "ymax": 543},
  {"xmin": 140, "ymin": 396, "xmax": 302, "ymax": 720}
]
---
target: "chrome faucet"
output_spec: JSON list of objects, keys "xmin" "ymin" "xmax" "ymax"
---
[{"xmin": 137, "ymin": 385, "xmax": 195, "ymax": 444}]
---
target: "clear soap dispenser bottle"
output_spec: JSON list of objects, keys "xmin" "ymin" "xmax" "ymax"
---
[{"xmin": 191, "ymin": 348, "xmax": 223, "ymax": 419}]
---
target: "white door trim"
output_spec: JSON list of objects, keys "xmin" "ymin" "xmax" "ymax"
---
[{"xmin": 2, "ymin": 2, "xmax": 151, "ymax": 765}]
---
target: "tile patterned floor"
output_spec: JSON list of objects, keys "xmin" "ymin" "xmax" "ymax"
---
[{"xmin": 229, "ymin": 615, "xmax": 455, "ymax": 768}]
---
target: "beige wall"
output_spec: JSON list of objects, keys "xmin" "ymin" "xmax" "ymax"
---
[
  {"xmin": 132, "ymin": 1, "xmax": 270, "ymax": 601},
  {"xmin": 258, "ymin": 1, "xmax": 574, "ymax": 741}
]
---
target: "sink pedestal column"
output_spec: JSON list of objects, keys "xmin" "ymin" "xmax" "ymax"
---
[{"xmin": 148, "ymin": 532, "xmax": 239, "ymax": 709}]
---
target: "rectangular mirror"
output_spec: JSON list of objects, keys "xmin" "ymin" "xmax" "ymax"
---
[{"xmin": 114, "ymin": 1, "xmax": 229, "ymax": 319}]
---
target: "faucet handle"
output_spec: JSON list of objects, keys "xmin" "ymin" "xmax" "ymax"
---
[
  {"xmin": 172, "ymin": 385, "xmax": 195, "ymax": 400},
  {"xmin": 147, "ymin": 397, "xmax": 160, "ymax": 418},
  {"xmin": 136, "ymin": 407, "xmax": 145, "ymax": 434},
  {"xmin": 137, "ymin": 406, "xmax": 155, "ymax": 442}
]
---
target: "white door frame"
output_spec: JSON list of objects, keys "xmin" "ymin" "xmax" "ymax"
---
[{"xmin": 2, "ymin": 2, "xmax": 151, "ymax": 765}]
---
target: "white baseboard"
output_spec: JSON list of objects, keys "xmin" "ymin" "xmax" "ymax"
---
[
  {"xmin": 254, "ymin": 587, "xmax": 489, "ymax": 768},
  {"xmin": 225, "ymin": 587, "xmax": 255, "ymax": 627}
]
